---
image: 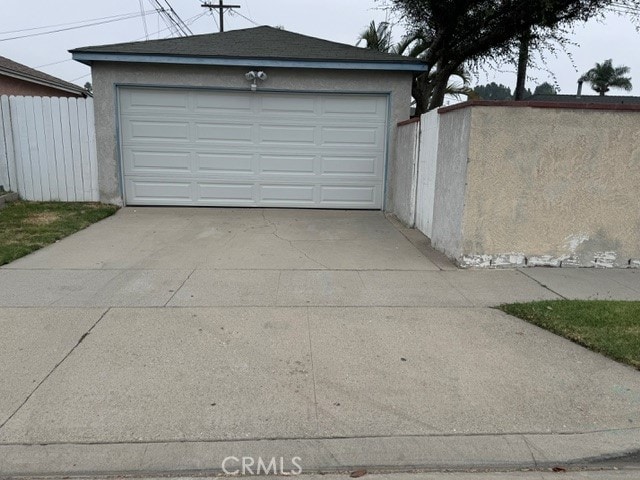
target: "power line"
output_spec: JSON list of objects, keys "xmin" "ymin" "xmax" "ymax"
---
[
  {"xmin": 231, "ymin": 9, "xmax": 259, "ymax": 26},
  {"xmin": 0, "ymin": 12, "xmax": 153, "ymax": 42},
  {"xmin": 0, "ymin": 11, "xmax": 150, "ymax": 35},
  {"xmin": 150, "ymin": 0, "xmax": 193, "ymax": 36},
  {"xmin": 201, "ymin": 1, "xmax": 242, "ymax": 32},
  {"xmin": 163, "ymin": 0, "xmax": 194, "ymax": 35},
  {"xmin": 39, "ymin": 11, "xmax": 207, "ymax": 82},
  {"xmin": 36, "ymin": 58, "xmax": 73, "ymax": 68},
  {"xmin": 139, "ymin": 0, "xmax": 149, "ymax": 39}
]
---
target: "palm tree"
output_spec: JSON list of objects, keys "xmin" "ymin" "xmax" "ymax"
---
[
  {"xmin": 356, "ymin": 21, "xmax": 392, "ymax": 53},
  {"xmin": 580, "ymin": 59, "xmax": 633, "ymax": 96},
  {"xmin": 357, "ymin": 23, "xmax": 477, "ymax": 103}
]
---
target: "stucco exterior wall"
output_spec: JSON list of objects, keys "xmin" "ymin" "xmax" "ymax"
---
[
  {"xmin": 0, "ymin": 74, "xmax": 84, "ymax": 98},
  {"xmin": 430, "ymin": 107, "xmax": 472, "ymax": 260},
  {"xmin": 90, "ymin": 62, "xmax": 412, "ymax": 206},
  {"xmin": 438, "ymin": 104, "xmax": 640, "ymax": 268},
  {"xmin": 388, "ymin": 119, "xmax": 419, "ymax": 225}
]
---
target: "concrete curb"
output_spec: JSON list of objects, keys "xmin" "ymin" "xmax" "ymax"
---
[{"xmin": 2, "ymin": 429, "xmax": 639, "ymax": 477}]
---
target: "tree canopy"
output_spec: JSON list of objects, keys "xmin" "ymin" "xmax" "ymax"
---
[
  {"xmin": 533, "ymin": 82, "xmax": 558, "ymax": 95},
  {"xmin": 580, "ymin": 59, "xmax": 633, "ymax": 95},
  {"xmin": 473, "ymin": 83, "xmax": 514, "ymax": 100},
  {"xmin": 383, "ymin": 0, "xmax": 640, "ymax": 112}
]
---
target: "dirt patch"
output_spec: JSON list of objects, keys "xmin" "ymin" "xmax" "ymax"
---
[{"xmin": 24, "ymin": 212, "xmax": 61, "ymax": 225}]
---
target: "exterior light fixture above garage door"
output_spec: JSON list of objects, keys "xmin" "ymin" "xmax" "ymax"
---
[{"xmin": 245, "ymin": 70, "xmax": 268, "ymax": 91}]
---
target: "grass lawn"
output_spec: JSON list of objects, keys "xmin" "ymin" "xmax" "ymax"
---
[
  {"xmin": 500, "ymin": 300, "xmax": 640, "ymax": 369},
  {"xmin": 0, "ymin": 201, "xmax": 118, "ymax": 266}
]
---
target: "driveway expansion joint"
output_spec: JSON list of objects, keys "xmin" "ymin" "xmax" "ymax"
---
[
  {"xmin": 0, "ymin": 308, "xmax": 111, "ymax": 433},
  {"xmin": 517, "ymin": 269, "xmax": 568, "ymax": 300},
  {"xmin": 163, "ymin": 268, "xmax": 196, "ymax": 306}
]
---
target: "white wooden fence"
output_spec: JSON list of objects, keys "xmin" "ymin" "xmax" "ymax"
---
[{"xmin": 0, "ymin": 95, "xmax": 98, "ymax": 202}]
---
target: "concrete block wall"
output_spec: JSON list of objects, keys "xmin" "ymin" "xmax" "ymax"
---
[{"xmin": 430, "ymin": 102, "xmax": 640, "ymax": 268}]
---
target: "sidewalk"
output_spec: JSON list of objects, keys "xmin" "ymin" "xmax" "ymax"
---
[{"xmin": 0, "ymin": 208, "xmax": 638, "ymax": 477}]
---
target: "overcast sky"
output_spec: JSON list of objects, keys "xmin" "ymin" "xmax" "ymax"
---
[{"xmin": 2, "ymin": 0, "xmax": 639, "ymax": 97}]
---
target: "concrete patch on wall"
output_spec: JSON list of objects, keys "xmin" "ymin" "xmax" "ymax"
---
[
  {"xmin": 460, "ymin": 253, "xmax": 525, "ymax": 268},
  {"xmin": 592, "ymin": 252, "xmax": 618, "ymax": 268},
  {"xmin": 456, "ymin": 252, "xmax": 640, "ymax": 269}
]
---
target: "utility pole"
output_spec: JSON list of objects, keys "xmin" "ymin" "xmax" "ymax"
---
[{"xmin": 201, "ymin": 0, "xmax": 241, "ymax": 32}]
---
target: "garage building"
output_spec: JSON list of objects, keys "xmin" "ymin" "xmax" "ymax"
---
[{"xmin": 71, "ymin": 26, "xmax": 425, "ymax": 209}]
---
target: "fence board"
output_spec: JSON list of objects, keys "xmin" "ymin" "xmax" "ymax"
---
[
  {"xmin": 24, "ymin": 97, "xmax": 49, "ymax": 201},
  {"xmin": 12, "ymin": 97, "xmax": 34, "ymax": 200},
  {"xmin": 76, "ymin": 99, "xmax": 92, "ymax": 200},
  {"xmin": 85, "ymin": 99, "xmax": 98, "ymax": 200},
  {"xmin": 41, "ymin": 97, "xmax": 58, "ymax": 200},
  {"xmin": 58, "ymin": 99, "xmax": 77, "ymax": 201},
  {"xmin": 68, "ymin": 98, "xmax": 86, "ymax": 201},
  {"xmin": 0, "ymin": 95, "xmax": 97, "ymax": 202},
  {"xmin": 0, "ymin": 95, "xmax": 12, "ymax": 190},
  {"xmin": 50, "ymin": 97, "xmax": 68, "ymax": 201}
]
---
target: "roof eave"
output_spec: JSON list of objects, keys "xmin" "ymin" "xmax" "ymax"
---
[
  {"xmin": 0, "ymin": 67, "xmax": 87, "ymax": 96},
  {"xmin": 71, "ymin": 52, "xmax": 428, "ymax": 72}
]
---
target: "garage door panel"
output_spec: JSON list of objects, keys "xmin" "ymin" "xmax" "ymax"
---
[
  {"xmin": 321, "ymin": 185, "xmax": 378, "ymax": 205},
  {"xmin": 121, "ymin": 89, "xmax": 189, "ymax": 112},
  {"xmin": 125, "ymin": 150, "xmax": 192, "ymax": 174},
  {"xmin": 195, "ymin": 123, "xmax": 253, "ymax": 144},
  {"xmin": 198, "ymin": 183, "xmax": 255, "ymax": 203},
  {"xmin": 260, "ymin": 95, "xmax": 316, "ymax": 114},
  {"xmin": 322, "ymin": 96, "xmax": 387, "ymax": 117},
  {"xmin": 194, "ymin": 91, "xmax": 253, "ymax": 113},
  {"xmin": 126, "ymin": 179, "xmax": 193, "ymax": 204},
  {"xmin": 196, "ymin": 152, "xmax": 254, "ymax": 174},
  {"xmin": 120, "ymin": 88, "xmax": 388, "ymax": 208},
  {"xmin": 260, "ymin": 155, "xmax": 315, "ymax": 175},
  {"xmin": 259, "ymin": 125, "xmax": 316, "ymax": 145},
  {"xmin": 321, "ymin": 156, "xmax": 378, "ymax": 176},
  {"xmin": 320, "ymin": 126, "xmax": 380, "ymax": 147},
  {"xmin": 124, "ymin": 120, "xmax": 189, "ymax": 143},
  {"xmin": 259, "ymin": 185, "xmax": 315, "ymax": 203}
]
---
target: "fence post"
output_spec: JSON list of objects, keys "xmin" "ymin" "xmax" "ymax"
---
[{"xmin": 0, "ymin": 95, "xmax": 17, "ymax": 192}]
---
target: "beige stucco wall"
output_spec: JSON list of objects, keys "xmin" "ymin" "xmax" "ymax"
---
[
  {"xmin": 388, "ymin": 120, "xmax": 419, "ymax": 225},
  {"xmin": 430, "ymin": 107, "xmax": 472, "ymax": 260},
  {"xmin": 90, "ymin": 62, "xmax": 413, "ymax": 206},
  {"xmin": 443, "ymin": 104, "xmax": 640, "ymax": 267}
]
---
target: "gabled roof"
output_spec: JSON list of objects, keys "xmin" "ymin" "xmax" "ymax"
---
[
  {"xmin": 0, "ymin": 55, "xmax": 88, "ymax": 96},
  {"xmin": 71, "ymin": 26, "xmax": 427, "ymax": 72}
]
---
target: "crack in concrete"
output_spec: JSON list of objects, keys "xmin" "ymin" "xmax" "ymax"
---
[
  {"xmin": 516, "ymin": 269, "xmax": 568, "ymax": 300},
  {"xmin": 0, "ymin": 308, "xmax": 111, "ymax": 432},
  {"xmin": 163, "ymin": 268, "xmax": 196, "ymax": 307},
  {"xmin": 306, "ymin": 307, "xmax": 320, "ymax": 435},
  {"xmin": 521, "ymin": 434, "xmax": 539, "ymax": 469},
  {"xmin": 261, "ymin": 210, "xmax": 330, "ymax": 269}
]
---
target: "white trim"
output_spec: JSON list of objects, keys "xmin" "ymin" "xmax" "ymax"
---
[{"xmin": 72, "ymin": 52, "xmax": 427, "ymax": 72}]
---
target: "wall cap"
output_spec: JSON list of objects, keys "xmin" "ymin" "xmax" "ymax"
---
[{"xmin": 438, "ymin": 100, "xmax": 640, "ymax": 114}]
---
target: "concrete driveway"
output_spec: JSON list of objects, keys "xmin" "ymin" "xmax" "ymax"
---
[{"xmin": 1, "ymin": 208, "xmax": 639, "ymax": 476}]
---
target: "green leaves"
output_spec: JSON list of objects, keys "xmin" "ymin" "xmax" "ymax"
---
[{"xmin": 580, "ymin": 59, "xmax": 633, "ymax": 95}]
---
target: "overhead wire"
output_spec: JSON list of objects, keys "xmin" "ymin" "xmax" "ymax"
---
[
  {"xmin": 139, "ymin": 0, "xmax": 150, "ymax": 39},
  {"xmin": 0, "ymin": 11, "xmax": 150, "ymax": 35},
  {"xmin": 67, "ymin": 11, "xmax": 209, "ymax": 83},
  {"xmin": 231, "ymin": 9, "xmax": 260, "ymax": 26},
  {"xmin": 0, "ymin": 11, "xmax": 154, "ymax": 42}
]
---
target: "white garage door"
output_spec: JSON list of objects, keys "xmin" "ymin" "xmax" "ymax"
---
[{"xmin": 118, "ymin": 87, "xmax": 388, "ymax": 208}]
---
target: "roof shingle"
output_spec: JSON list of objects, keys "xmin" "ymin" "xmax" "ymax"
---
[
  {"xmin": 0, "ymin": 56, "xmax": 87, "ymax": 95},
  {"xmin": 71, "ymin": 26, "xmax": 424, "ymax": 67}
]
